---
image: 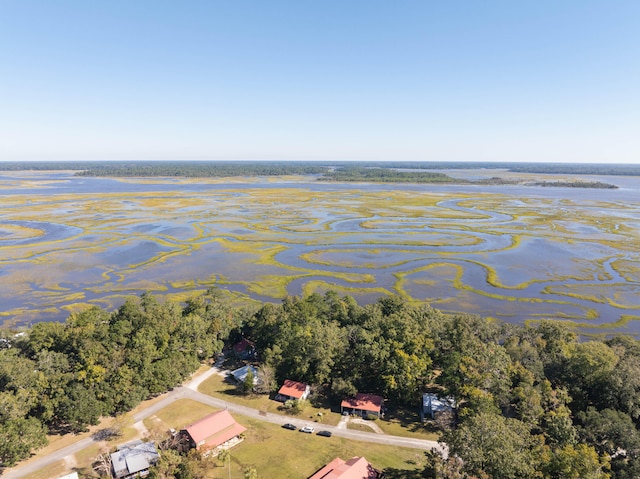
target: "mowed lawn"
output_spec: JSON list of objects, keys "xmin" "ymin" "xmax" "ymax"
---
[
  {"xmin": 150, "ymin": 399, "xmax": 425, "ymax": 477},
  {"xmin": 142, "ymin": 399, "xmax": 218, "ymax": 432},
  {"xmin": 198, "ymin": 373, "xmax": 341, "ymax": 426},
  {"xmin": 198, "ymin": 371, "xmax": 439, "ymax": 440}
]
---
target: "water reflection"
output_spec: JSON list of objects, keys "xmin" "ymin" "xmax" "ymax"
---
[{"xmin": 0, "ymin": 172, "xmax": 639, "ymax": 334}]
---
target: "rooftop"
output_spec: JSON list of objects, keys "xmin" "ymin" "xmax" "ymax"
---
[
  {"xmin": 184, "ymin": 410, "xmax": 247, "ymax": 449},
  {"xmin": 309, "ymin": 456, "xmax": 380, "ymax": 479},
  {"xmin": 340, "ymin": 393, "xmax": 383, "ymax": 413},
  {"xmin": 230, "ymin": 364, "xmax": 259, "ymax": 384},
  {"xmin": 277, "ymin": 379, "xmax": 309, "ymax": 399},
  {"xmin": 110, "ymin": 440, "xmax": 159, "ymax": 479}
]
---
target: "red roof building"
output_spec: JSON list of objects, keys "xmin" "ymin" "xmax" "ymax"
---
[
  {"xmin": 232, "ymin": 338, "xmax": 256, "ymax": 359},
  {"xmin": 340, "ymin": 393, "xmax": 384, "ymax": 418},
  {"xmin": 182, "ymin": 410, "xmax": 246, "ymax": 451},
  {"xmin": 308, "ymin": 456, "xmax": 381, "ymax": 479},
  {"xmin": 275, "ymin": 379, "xmax": 311, "ymax": 402}
]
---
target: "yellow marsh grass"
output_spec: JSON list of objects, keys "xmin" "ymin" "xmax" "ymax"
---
[{"xmin": 302, "ymin": 280, "xmax": 391, "ymax": 298}]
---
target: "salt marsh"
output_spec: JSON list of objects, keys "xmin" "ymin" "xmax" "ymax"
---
[{"xmin": 1, "ymin": 171, "xmax": 639, "ymax": 334}]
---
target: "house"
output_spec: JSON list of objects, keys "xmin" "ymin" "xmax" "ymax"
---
[
  {"xmin": 275, "ymin": 379, "xmax": 311, "ymax": 402},
  {"xmin": 308, "ymin": 456, "xmax": 381, "ymax": 479},
  {"xmin": 56, "ymin": 474, "xmax": 79, "ymax": 479},
  {"xmin": 110, "ymin": 440, "xmax": 160, "ymax": 479},
  {"xmin": 340, "ymin": 393, "xmax": 384, "ymax": 418},
  {"xmin": 421, "ymin": 393, "xmax": 455, "ymax": 421},
  {"xmin": 230, "ymin": 364, "xmax": 259, "ymax": 385},
  {"xmin": 232, "ymin": 338, "xmax": 256, "ymax": 360},
  {"xmin": 181, "ymin": 410, "xmax": 247, "ymax": 452}
]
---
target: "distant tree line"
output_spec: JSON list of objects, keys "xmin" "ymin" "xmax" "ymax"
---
[
  {"xmin": 528, "ymin": 180, "xmax": 618, "ymax": 189},
  {"xmin": 318, "ymin": 167, "xmax": 459, "ymax": 183},
  {"xmin": 3, "ymin": 291, "xmax": 640, "ymax": 478},
  {"xmin": 319, "ymin": 167, "xmax": 618, "ymax": 188},
  {"xmin": 1, "ymin": 160, "xmax": 639, "ymax": 177},
  {"xmin": 508, "ymin": 163, "xmax": 640, "ymax": 176},
  {"xmin": 74, "ymin": 161, "xmax": 329, "ymax": 177}
]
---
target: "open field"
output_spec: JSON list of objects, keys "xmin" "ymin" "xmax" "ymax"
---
[
  {"xmin": 144, "ymin": 399, "xmax": 425, "ymax": 478},
  {"xmin": 198, "ymin": 373, "xmax": 439, "ymax": 439},
  {"xmin": 22, "ymin": 398, "xmax": 426, "ymax": 479},
  {"xmin": 1, "ymin": 172, "xmax": 639, "ymax": 333}
]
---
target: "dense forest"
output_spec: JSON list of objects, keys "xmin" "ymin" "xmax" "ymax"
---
[
  {"xmin": 0, "ymin": 290, "xmax": 240, "ymax": 467},
  {"xmin": 0, "ymin": 160, "xmax": 330, "ymax": 176},
  {"xmin": 74, "ymin": 161, "xmax": 329, "ymax": 177},
  {"xmin": 2, "ymin": 291, "xmax": 640, "ymax": 478},
  {"xmin": 318, "ymin": 167, "xmax": 458, "ymax": 183},
  {"xmin": 1, "ymin": 160, "xmax": 639, "ymax": 178},
  {"xmin": 528, "ymin": 180, "xmax": 618, "ymax": 189}
]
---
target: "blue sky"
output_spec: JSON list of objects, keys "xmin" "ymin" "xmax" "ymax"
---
[{"xmin": 0, "ymin": 1, "xmax": 638, "ymax": 163}]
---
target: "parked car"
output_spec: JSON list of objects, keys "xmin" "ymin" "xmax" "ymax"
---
[
  {"xmin": 282, "ymin": 423, "xmax": 297, "ymax": 431},
  {"xmin": 317, "ymin": 430, "xmax": 332, "ymax": 437},
  {"xmin": 300, "ymin": 426, "xmax": 315, "ymax": 434}
]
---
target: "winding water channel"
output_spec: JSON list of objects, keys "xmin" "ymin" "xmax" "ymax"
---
[{"xmin": 1, "ymin": 171, "xmax": 639, "ymax": 334}]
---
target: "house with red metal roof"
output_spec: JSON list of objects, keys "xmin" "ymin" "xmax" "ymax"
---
[
  {"xmin": 275, "ymin": 379, "xmax": 311, "ymax": 402},
  {"xmin": 308, "ymin": 456, "xmax": 381, "ymax": 479},
  {"xmin": 340, "ymin": 393, "xmax": 384, "ymax": 418},
  {"xmin": 181, "ymin": 410, "xmax": 246, "ymax": 452}
]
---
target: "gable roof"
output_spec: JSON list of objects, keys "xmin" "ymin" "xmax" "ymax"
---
[
  {"xmin": 277, "ymin": 379, "xmax": 309, "ymax": 399},
  {"xmin": 422, "ymin": 393, "xmax": 455, "ymax": 413},
  {"xmin": 233, "ymin": 338, "xmax": 255, "ymax": 354},
  {"xmin": 309, "ymin": 456, "xmax": 380, "ymax": 479},
  {"xmin": 340, "ymin": 393, "xmax": 383, "ymax": 413},
  {"xmin": 231, "ymin": 365, "xmax": 259, "ymax": 384},
  {"xmin": 184, "ymin": 410, "xmax": 247, "ymax": 449},
  {"xmin": 111, "ymin": 440, "xmax": 160, "ymax": 478}
]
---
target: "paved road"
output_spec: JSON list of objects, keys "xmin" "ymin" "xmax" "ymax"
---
[{"xmin": 1, "ymin": 368, "xmax": 445, "ymax": 479}]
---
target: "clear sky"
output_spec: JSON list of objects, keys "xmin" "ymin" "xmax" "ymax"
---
[{"xmin": 0, "ymin": 1, "xmax": 638, "ymax": 163}]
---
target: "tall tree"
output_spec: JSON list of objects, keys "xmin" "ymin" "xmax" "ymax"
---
[{"xmin": 443, "ymin": 412, "xmax": 540, "ymax": 479}]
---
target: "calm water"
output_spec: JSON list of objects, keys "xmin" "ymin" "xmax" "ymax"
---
[{"xmin": 1, "ymin": 171, "xmax": 639, "ymax": 334}]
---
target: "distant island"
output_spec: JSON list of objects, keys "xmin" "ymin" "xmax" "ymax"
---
[
  {"xmin": 319, "ymin": 168, "xmax": 619, "ymax": 189},
  {"xmin": 527, "ymin": 180, "xmax": 618, "ymax": 189},
  {"xmin": 0, "ymin": 160, "xmax": 628, "ymax": 188}
]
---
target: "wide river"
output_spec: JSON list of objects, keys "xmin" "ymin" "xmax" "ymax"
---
[{"xmin": 1, "ymin": 170, "xmax": 639, "ymax": 335}]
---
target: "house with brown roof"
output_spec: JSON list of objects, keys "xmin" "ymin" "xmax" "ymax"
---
[
  {"xmin": 275, "ymin": 379, "xmax": 311, "ymax": 402},
  {"xmin": 308, "ymin": 456, "xmax": 381, "ymax": 479},
  {"xmin": 340, "ymin": 393, "xmax": 384, "ymax": 418},
  {"xmin": 232, "ymin": 338, "xmax": 256, "ymax": 360},
  {"xmin": 181, "ymin": 410, "xmax": 246, "ymax": 453}
]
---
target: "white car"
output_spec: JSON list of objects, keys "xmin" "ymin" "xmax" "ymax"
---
[{"xmin": 300, "ymin": 426, "xmax": 315, "ymax": 434}]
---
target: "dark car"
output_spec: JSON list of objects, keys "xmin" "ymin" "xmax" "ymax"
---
[
  {"xmin": 317, "ymin": 430, "xmax": 332, "ymax": 437},
  {"xmin": 282, "ymin": 423, "xmax": 297, "ymax": 431}
]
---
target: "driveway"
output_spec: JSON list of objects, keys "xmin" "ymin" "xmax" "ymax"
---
[{"xmin": 1, "ymin": 368, "xmax": 445, "ymax": 479}]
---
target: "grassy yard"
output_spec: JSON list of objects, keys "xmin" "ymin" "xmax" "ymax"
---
[
  {"xmin": 376, "ymin": 409, "xmax": 440, "ymax": 441},
  {"xmin": 197, "ymin": 373, "xmax": 341, "ymax": 426},
  {"xmin": 225, "ymin": 415, "xmax": 425, "ymax": 477},
  {"xmin": 142, "ymin": 398, "xmax": 218, "ymax": 432},
  {"xmin": 147, "ymin": 399, "xmax": 424, "ymax": 477},
  {"xmin": 20, "ymin": 461, "xmax": 67, "ymax": 479},
  {"xmin": 346, "ymin": 422, "xmax": 379, "ymax": 433},
  {"xmin": 198, "ymin": 370, "xmax": 441, "ymax": 440},
  {"xmin": 17, "ymin": 361, "xmax": 435, "ymax": 479}
]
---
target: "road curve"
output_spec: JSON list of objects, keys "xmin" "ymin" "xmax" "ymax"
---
[{"xmin": 1, "ymin": 368, "xmax": 445, "ymax": 479}]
